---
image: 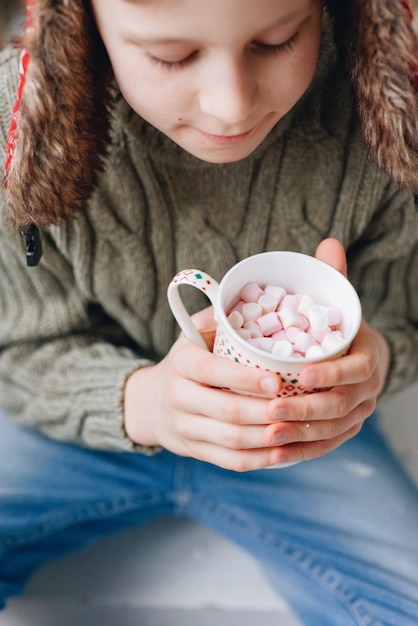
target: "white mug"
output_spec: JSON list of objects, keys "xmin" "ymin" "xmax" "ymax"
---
[{"xmin": 167, "ymin": 251, "xmax": 362, "ymax": 398}]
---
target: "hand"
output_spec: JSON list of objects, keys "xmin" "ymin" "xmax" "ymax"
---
[
  {"xmin": 124, "ymin": 306, "xmax": 284, "ymax": 472},
  {"xmin": 264, "ymin": 238, "xmax": 391, "ymax": 465}
]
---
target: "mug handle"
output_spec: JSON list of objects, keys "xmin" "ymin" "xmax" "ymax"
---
[{"xmin": 167, "ymin": 269, "xmax": 220, "ymax": 350}]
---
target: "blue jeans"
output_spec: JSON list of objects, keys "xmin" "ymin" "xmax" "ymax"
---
[{"xmin": 0, "ymin": 409, "xmax": 417, "ymax": 626}]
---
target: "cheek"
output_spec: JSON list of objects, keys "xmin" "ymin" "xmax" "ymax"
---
[
  {"xmin": 115, "ymin": 65, "xmax": 185, "ymax": 125},
  {"xmin": 287, "ymin": 44, "xmax": 320, "ymax": 102}
]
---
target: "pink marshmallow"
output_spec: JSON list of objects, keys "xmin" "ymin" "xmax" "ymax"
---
[
  {"xmin": 279, "ymin": 294, "xmax": 300, "ymax": 310},
  {"xmin": 256, "ymin": 312, "xmax": 282, "ymax": 336},
  {"xmin": 293, "ymin": 331, "xmax": 316, "ymax": 355},
  {"xmin": 258, "ymin": 293, "xmax": 280, "ymax": 314},
  {"xmin": 244, "ymin": 321, "xmax": 263, "ymax": 338},
  {"xmin": 297, "ymin": 294, "xmax": 315, "ymax": 318},
  {"xmin": 286, "ymin": 326, "xmax": 303, "ymax": 344},
  {"xmin": 310, "ymin": 327, "xmax": 331, "ymax": 342},
  {"xmin": 321, "ymin": 331, "xmax": 345, "ymax": 353},
  {"xmin": 235, "ymin": 328, "xmax": 252, "ymax": 341},
  {"xmin": 278, "ymin": 307, "xmax": 304, "ymax": 329},
  {"xmin": 327, "ymin": 305, "xmax": 343, "ymax": 327},
  {"xmin": 264, "ymin": 285, "xmax": 286, "ymax": 304},
  {"xmin": 242, "ymin": 302, "xmax": 263, "ymax": 322},
  {"xmin": 229, "ymin": 299, "xmax": 245, "ymax": 314},
  {"xmin": 240, "ymin": 282, "xmax": 264, "ymax": 303},
  {"xmin": 227, "ymin": 310, "xmax": 244, "ymax": 329}
]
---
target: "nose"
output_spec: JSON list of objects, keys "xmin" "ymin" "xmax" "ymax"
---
[{"xmin": 198, "ymin": 57, "xmax": 258, "ymax": 125}]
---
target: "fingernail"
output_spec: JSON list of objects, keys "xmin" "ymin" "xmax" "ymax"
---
[
  {"xmin": 272, "ymin": 407, "xmax": 288, "ymax": 421},
  {"xmin": 260, "ymin": 376, "xmax": 279, "ymax": 394},
  {"xmin": 272, "ymin": 431, "xmax": 288, "ymax": 445}
]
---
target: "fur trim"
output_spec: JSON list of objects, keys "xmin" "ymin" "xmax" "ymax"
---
[
  {"xmin": 2, "ymin": 0, "xmax": 418, "ymax": 230},
  {"xmin": 3, "ymin": 0, "xmax": 113, "ymax": 230},
  {"xmin": 326, "ymin": 0, "xmax": 418, "ymax": 192}
]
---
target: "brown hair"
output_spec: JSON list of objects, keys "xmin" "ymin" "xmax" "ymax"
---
[{"xmin": 3, "ymin": 0, "xmax": 418, "ymax": 231}]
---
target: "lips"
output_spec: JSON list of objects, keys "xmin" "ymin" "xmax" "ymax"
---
[{"xmin": 197, "ymin": 127, "xmax": 255, "ymax": 144}]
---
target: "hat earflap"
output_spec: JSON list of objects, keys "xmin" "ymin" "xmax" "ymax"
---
[
  {"xmin": 3, "ymin": 0, "xmax": 113, "ymax": 230},
  {"xmin": 326, "ymin": 0, "xmax": 418, "ymax": 192}
]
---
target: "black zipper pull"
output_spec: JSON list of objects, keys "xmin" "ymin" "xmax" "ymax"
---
[{"xmin": 22, "ymin": 224, "xmax": 43, "ymax": 267}]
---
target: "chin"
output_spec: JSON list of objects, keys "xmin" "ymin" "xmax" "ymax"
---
[{"xmin": 185, "ymin": 144, "xmax": 259, "ymax": 164}]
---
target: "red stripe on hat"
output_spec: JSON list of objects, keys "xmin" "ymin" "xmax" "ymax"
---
[
  {"xmin": 401, "ymin": 0, "xmax": 415, "ymax": 21},
  {"xmin": 3, "ymin": 0, "xmax": 34, "ymax": 179},
  {"xmin": 4, "ymin": 50, "xmax": 30, "ymax": 177}
]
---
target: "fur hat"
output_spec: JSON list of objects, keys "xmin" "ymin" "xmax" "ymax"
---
[{"xmin": 3, "ymin": 0, "xmax": 418, "ymax": 234}]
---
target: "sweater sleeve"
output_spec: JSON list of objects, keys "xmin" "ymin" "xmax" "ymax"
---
[
  {"xmin": 0, "ymin": 223, "xmax": 160, "ymax": 452},
  {"xmin": 0, "ymin": 50, "xmax": 158, "ymax": 452},
  {"xmin": 347, "ymin": 180, "xmax": 418, "ymax": 396}
]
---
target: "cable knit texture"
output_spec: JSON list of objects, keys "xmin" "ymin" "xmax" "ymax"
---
[{"xmin": 1, "ymin": 29, "xmax": 418, "ymax": 452}]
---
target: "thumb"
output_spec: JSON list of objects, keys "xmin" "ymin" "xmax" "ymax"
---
[{"xmin": 315, "ymin": 238, "xmax": 347, "ymax": 277}]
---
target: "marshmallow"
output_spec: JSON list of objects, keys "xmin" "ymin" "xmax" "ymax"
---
[
  {"xmin": 293, "ymin": 331, "xmax": 316, "ymax": 355},
  {"xmin": 327, "ymin": 305, "xmax": 343, "ymax": 328},
  {"xmin": 244, "ymin": 321, "xmax": 263, "ymax": 338},
  {"xmin": 256, "ymin": 312, "xmax": 282, "ymax": 336},
  {"xmin": 286, "ymin": 326, "xmax": 303, "ymax": 344},
  {"xmin": 254, "ymin": 337, "xmax": 276, "ymax": 353},
  {"xmin": 310, "ymin": 327, "xmax": 331, "ymax": 342},
  {"xmin": 308, "ymin": 304, "xmax": 329, "ymax": 332},
  {"xmin": 242, "ymin": 302, "xmax": 263, "ymax": 322},
  {"xmin": 278, "ymin": 307, "xmax": 304, "ymax": 329},
  {"xmin": 297, "ymin": 294, "xmax": 315, "ymax": 318},
  {"xmin": 240, "ymin": 282, "xmax": 264, "ymax": 303},
  {"xmin": 226, "ymin": 281, "xmax": 347, "ymax": 362},
  {"xmin": 258, "ymin": 293, "xmax": 280, "ymax": 314},
  {"xmin": 321, "ymin": 331, "xmax": 346, "ymax": 353},
  {"xmin": 235, "ymin": 328, "xmax": 252, "ymax": 340},
  {"xmin": 305, "ymin": 344, "xmax": 326, "ymax": 359},
  {"xmin": 272, "ymin": 339, "xmax": 294, "ymax": 358},
  {"xmin": 264, "ymin": 285, "xmax": 286, "ymax": 304},
  {"xmin": 227, "ymin": 310, "xmax": 244, "ymax": 329},
  {"xmin": 279, "ymin": 294, "xmax": 300, "ymax": 310}
]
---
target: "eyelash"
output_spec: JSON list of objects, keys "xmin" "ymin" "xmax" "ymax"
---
[
  {"xmin": 147, "ymin": 32, "xmax": 300, "ymax": 71},
  {"xmin": 252, "ymin": 32, "xmax": 300, "ymax": 56},
  {"xmin": 146, "ymin": 51, "xmax": 197, "ymax": 71}
]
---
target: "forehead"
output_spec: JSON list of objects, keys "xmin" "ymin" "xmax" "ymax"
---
[{"xmin": 115, "ymin": 0, "xmax": 319, "ymax": 30}]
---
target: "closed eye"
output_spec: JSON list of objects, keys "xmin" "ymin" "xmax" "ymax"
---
[
  {"xmin": 146, "ymin": 31, "xmax": 300, "ymax": 72},
  {"xmin": 252, "ymin": 32, "xmax": 300, "ymax": 56},
  {"xmin": 146, "ymin": 50, "xmax": 198, "ymax": 70}
]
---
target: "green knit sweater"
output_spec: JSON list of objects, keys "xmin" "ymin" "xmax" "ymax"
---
[{"xmin": 1, "ymin": 32, "xmax": 418, "ymax": 452}]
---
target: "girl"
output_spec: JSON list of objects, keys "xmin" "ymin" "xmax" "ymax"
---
[{"xmin": 1, "ymin": 1, "xmax": 418, "ymax": 624}]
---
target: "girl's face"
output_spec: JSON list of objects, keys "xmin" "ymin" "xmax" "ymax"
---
[{"xmin": 91, "ymin": 0, "xmax": 323, "ymax": 164}]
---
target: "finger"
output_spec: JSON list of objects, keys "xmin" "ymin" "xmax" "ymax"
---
[
  {"xmin": 268, "ymin": 423, "xmax": 363, "ymax": 465},
  {"xmin": 186, "ymin": 440, "xmax": 279, "ymax": 472},
  {"xmin": 179, "ymin": 414, "xmax": 270, "ymax": 450},
  {"xmin": 190, "ymin": 306, "xmax": 217, "ymax": 349},
  {"xmin": 315, "ymin": 238, "xmax": 348, "ymax": 276},
  {"xmin": 175, "ymin": 342, "xmax": 282, "ymax": 396},
  {"xmin": 299, "ymin": 324, "xmax": 378, "ymax": 390},
  {"xmin": 267, "ymin": 382, "xmax": 376, "ymax": 424},
  {"xmin": 191, "ymin": 305, "xmax": 216, "ymax": 332},
  {"xmin": 265, "ymin": 404, "xmax": 371, "ymax": 447},
  {"xmin": 174, "ymin": 380, "xmax": 274, "ymax": 426}
]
